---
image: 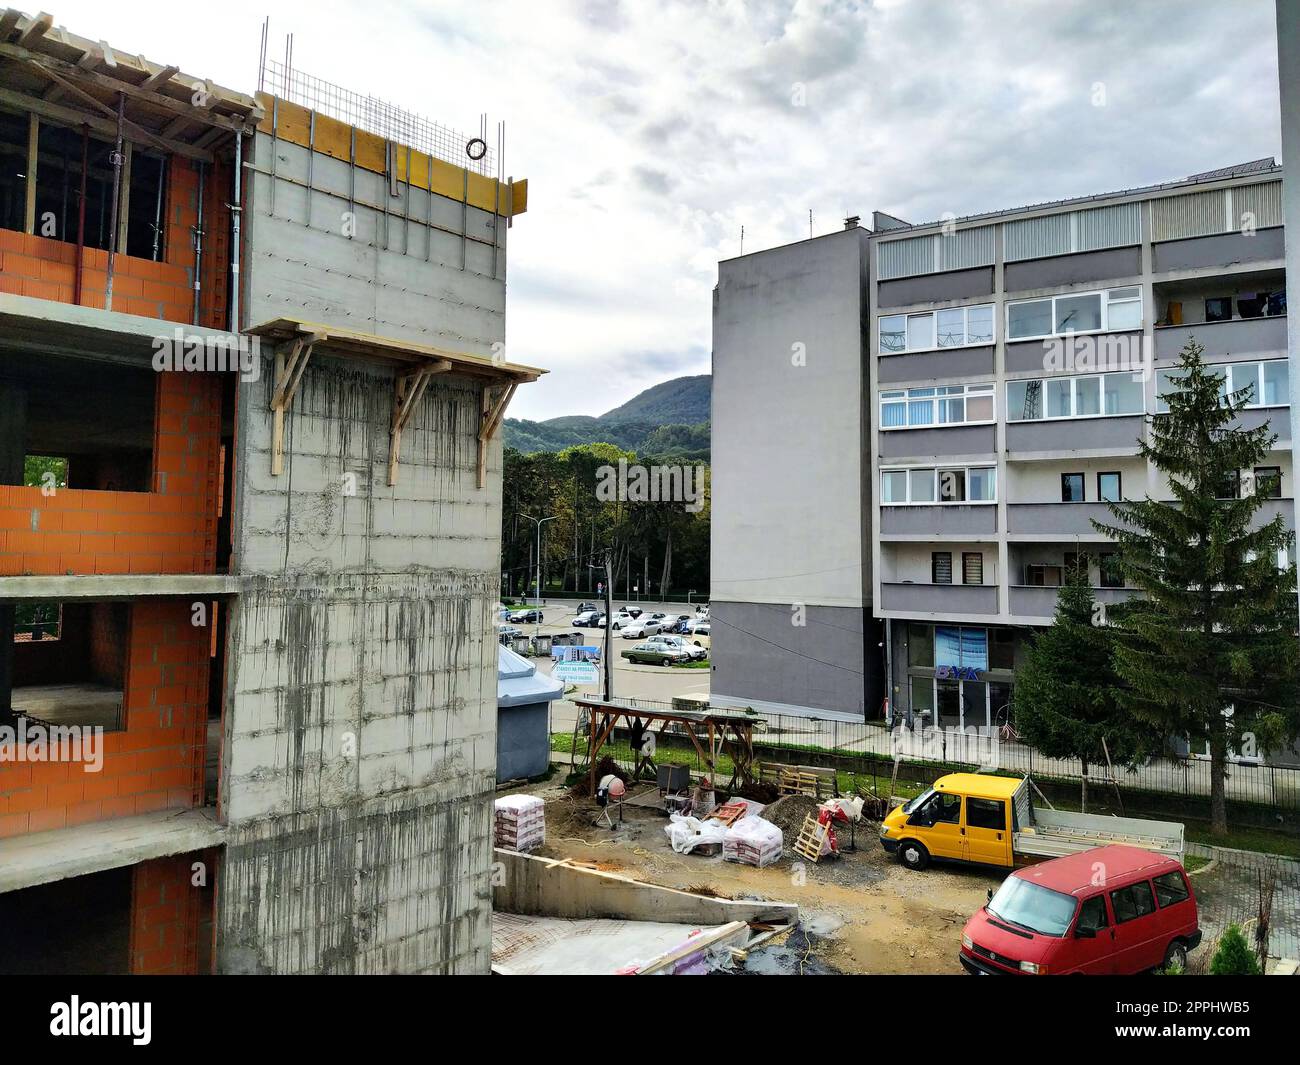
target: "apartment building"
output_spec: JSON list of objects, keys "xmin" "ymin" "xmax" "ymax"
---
[
  {"xmin": 0, "ymin": 9, "xmax": 536, "ymax": 974},
  {"xmin": 713, "ymin": 162, "xmax": 1291, "ymax": 734}
]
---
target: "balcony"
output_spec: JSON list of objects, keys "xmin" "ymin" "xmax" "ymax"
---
[
  {"xmin": 880, "ymin": 582, "xmax": 998, "ymax": 615},
  {"xmin": 1007, "ymin": 584, "xmax": 1139, "ymax": 623},
  {"xmin": 879, "ymin": 505, "xmax": 998, "ymax": 537},
  {"xmin": 1005, "ymin": 416, "xmax": 1145, "ymax": 457},
  {"xmin": 1007, "ymin": 502, "xmax": 1116, "ymax": 538},
  {"xmin": 1154, "ymin": 316, "xmax": 1288, "ymax": 361},
  {"xmin": 879, "ymin": 425, "xmax": 997, "ymax": 461}
]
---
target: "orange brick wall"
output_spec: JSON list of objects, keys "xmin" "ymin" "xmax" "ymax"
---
[
  {"xmin": 0, "ymin": 155, "xmax": 230, "ymax": 326},
  {"xmin": 0, "ymin": 369, "xmax": 221, "ymax": 577},
  {"xmin": 128, "ymin": 850, "xmax": 211, "ymax": 975},
  {"xmin": 0, "ymin": 599, "xmax": 211, "ymax": 839}
]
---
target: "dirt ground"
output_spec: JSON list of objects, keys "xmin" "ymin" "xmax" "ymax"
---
[{"xmin": 516, "ymin": 776, "xmax": 1003, "ymax": 974}]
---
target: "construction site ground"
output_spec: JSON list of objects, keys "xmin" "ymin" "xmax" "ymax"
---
[{"xmin": 512, "ymin": 773, "xmax": 1000, "ymax": 974}]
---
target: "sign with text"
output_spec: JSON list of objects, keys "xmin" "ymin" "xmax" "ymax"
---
[{"xmin": 554, "ymin": 661, "xmax": 600, "ymax": 685}]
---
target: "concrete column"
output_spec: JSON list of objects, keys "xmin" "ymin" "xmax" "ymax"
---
[
  {"xmin": 0, "ymin": 381, "xmax": 26, "ymax": 714},
  {"xmin": 1276, "ymin": 0, "xmax": 1300, "ymax": 627}
]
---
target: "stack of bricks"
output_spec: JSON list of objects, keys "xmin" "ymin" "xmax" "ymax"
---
[
  {"xmin": 0, "ymin": 155, "xmax": 228, "ymax": 326},
  {"xmin": 0, "ymin": 371, "xmax": 222, "ymax": 577},
  {"xmin": 0, "ymin": 599, "xmax": 212, "ymax": 839}
]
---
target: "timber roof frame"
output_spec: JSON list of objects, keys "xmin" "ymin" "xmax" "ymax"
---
[{"xmin": 0, "ymin": 8, "xmax": 263, "ymax": 162}]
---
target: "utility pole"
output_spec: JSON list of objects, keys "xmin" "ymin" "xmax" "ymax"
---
[{"xmin": 602, "ymin": 552, "xmax": 614, "ymax": 701}]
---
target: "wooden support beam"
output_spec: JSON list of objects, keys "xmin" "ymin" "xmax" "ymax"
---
[
  {"xmin": 0, "ymin": 80, "xmax": 208, "ymax": 162},
  {"xmin": 0, "ymin": 43, "xmax": 252, "ymax": 136},
  {"xmin": 476, "ymin": 380, "xmax": 517, "ymax": 489},
  {"xmin": 139, "ymin": 62, "xmax": 179, "ymax": 91},
  {"xmin": 387, "ymin": 360, "xmax": 451, "ymax": 485},
  {"xmin": 115, "ymin": 141, "xmax": 132, "ymax": 253},
  {"xmin": 16, "ymin": 12, "xmax": 52, "ymax": 49},
  {"xmin": 269, "ymin": 333, "xmax": 323, "ymax": 476},
  {"xmin": 23, "ymin": 111, "xmax": 36, "ymax": 234}
]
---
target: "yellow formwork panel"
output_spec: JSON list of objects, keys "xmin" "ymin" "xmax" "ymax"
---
[{"xmin": 255, "ymin": 92, "xmax": 527, "ymax": 216}]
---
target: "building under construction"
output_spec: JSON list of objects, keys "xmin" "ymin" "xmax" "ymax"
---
[{"xmin": 0, "ymin": 8, "xmax": 539, "ymax": 974}]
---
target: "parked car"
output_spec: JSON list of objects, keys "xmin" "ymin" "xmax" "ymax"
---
[
  {"xmin": 574, "ymin": 602, "xmax": 598, "ymax": 614},
  {"xmin": 609, "ymin": 611, "xmax": 636, "ymax": 631},
  {"xmin": 686, "ymin": 619, "xmax": 710, "ymax": 636},
  {"xmin": 572, "ymin": 610, "xmax": 605, "ymax": 627},
  {"xmin": 620, "ymin": 642, "xmax": 689, "ymax": 666},
  {"xmin": 619, "ymin": 618, "xmax": 662, "ymax": 639},
  {"xmin": 497, "ymin": 624, "xmax": 523, "ymax": 642},
  {"xmin": 646, "ymin": 634, "xmax": 706, "ymax": 660},
  {"xmin": 509, "ymin": 608, "xmax": 544, "ymax": 623},
  {"xmin": 618, "ymin": 605, "xmax": 642, "ymax": 618},
  {"xmin": 958, "ymin": 845, "xmax": 1201, "ymax": 975}
]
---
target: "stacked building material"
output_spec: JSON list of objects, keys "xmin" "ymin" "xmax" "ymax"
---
[
  {"xmin": 723, "ymin": 816, "xmax": 783, "ymax": 868},
  {"xmin": 495, "ymin": 794, "xmax": 546, "ymax": 852}
]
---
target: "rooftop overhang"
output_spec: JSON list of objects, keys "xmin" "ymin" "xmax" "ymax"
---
[
  {"xmin": 0, "ymin": 292, "xmax": 238, "ymax": 369},
  {"xmin": 0, "ymin": 8, "xmax": 263, "ymax": 162}
]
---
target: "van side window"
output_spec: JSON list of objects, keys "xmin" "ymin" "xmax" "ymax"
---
[
  {"xmin": 1153, "ymin": 871, "xmax": 1190, "ymax": 907},
  {"xmin": 1110, "ymin": 881, "xmax": 1157, "ymax": 924},
  {"xmin": 936, "ymin": 793, "xmax": 962, "ymax": 824},
  {"xmin": 967, "ymin": 798, "xmax": 1005, "ymax": 830},
  {"xmin": 1077, "ymin": 895, "xmax": 1108, "ymax": 933}
]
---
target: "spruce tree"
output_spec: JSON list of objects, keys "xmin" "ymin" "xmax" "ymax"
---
[
  {"xmin": 1209, "ymin": 923, "xmax": 1261, "ymax": 975},
  {"xmin": 1013, "ymin": 564, "xmax": 1157, "ymax": 811},
  {"xmin": 1094, "ymin": 340, "xmax": 1299, "ymax": 836}
]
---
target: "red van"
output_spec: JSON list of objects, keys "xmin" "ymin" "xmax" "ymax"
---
[{"xmin": 959, "ymin": 845, "xmax": 1201, "ymax": 975}]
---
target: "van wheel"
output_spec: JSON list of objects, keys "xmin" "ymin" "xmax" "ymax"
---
[
  {"xmin": 1161, "ymin": 939, "xmax": 1188, "ymax": 972},
  {"xmin": 899, "ymin": 840, "xmax": 930, "ymax": 871}
]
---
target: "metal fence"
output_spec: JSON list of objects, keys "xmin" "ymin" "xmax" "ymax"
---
[{"xmin": 582, "ymin": 698, "xmax": 1300, "ymax": 813}]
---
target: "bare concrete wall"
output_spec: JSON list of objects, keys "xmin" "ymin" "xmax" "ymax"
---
[{"xmin": 218, "ymin": 134, "xmax": 511, "ymax": 974}]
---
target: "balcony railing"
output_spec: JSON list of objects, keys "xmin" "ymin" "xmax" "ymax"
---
[
  {"xmin": 1008, "ymin": 584, "xmax": 1139, "ymax": 622},
  {"xmin": 880, "ymin": 582, "xmax": 998, "ymax": 615},
  {"xmin": 1007, "ymin": 502, "xmax": 1117, "ymax": 537},
  {"xmin": 1154, "ymin": 316, "xmax": 1288, "ymax": 361},
  {"xmin": 879, "ymin": 505, "xmax": 998, "ymax": 536}
]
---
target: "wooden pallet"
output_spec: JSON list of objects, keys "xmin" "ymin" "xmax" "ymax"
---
[
  {"xmin": 759, "ymin": 762, "xmax": 836, "ymax": 799},
  {"xmin": 792, "ymin": 814, "xmax": 829, "ymax": 863},
  {"xmin": 706, "ymin": 802, "xmax": 748, "ymax": 828}
]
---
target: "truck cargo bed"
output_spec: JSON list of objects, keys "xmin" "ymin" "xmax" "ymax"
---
[{"xmin": 1014, "ymin": 807, "xmax": 1184, "ymax": 861}]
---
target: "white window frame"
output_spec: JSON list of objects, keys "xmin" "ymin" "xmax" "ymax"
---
[
  {"xmin": 878, "ymin": 303, "xmax": 996, "ymax": 355},
  {"xmin": 1155, "ymin": 358, "xmax": 1291, "ymax": 413},
  {"xmin": 1007, "ymin": 370, "xmax": 1146, "ymax": 422},
  {"xmin": 879, "ymin": 383, "xmax": 996, "ymax": 430},
  {"xmin": 1005, "ymin": 287, "xmax": 1143, "ymax": 342},
  {"xmin": 880, "ymin": 464, "xmax": 998, "ymax": 505}
]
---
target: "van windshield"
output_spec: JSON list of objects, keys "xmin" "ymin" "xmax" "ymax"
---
[
  {"xmin": 987, "ymin": 877, "xmax": 1076, "ymax": 937},
  {"xmin": 901, "ymin": 788, "xmax": 935, "ymax": 815}
]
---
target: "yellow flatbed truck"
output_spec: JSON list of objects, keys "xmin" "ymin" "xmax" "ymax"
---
[{"xmin": 879, "ymin": 773, "xmax": 1184, "ymax": 871}]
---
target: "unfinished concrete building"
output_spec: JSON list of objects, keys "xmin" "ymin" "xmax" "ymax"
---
[{"xmin": 0, "ymin": 8, "xmax": 538, "ymax": 974}]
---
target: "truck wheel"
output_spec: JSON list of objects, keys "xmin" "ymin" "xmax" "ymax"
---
[
  {"xmin": 899, "ymin": 840, "xmax": 930, "ymax": 870},
  {"xmin": 1161, "ymin": 939, "xmax": 1188, "ymax": 972}
]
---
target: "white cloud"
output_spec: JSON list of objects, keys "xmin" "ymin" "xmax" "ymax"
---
[{"xmin": 43, "ymin": 0, "xmax": 1283, "ymax": 420}]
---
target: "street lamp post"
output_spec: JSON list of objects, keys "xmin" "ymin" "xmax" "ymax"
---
[{"xmin": 520, "ymin": 513, "xmax": 556, "ymax": 634}]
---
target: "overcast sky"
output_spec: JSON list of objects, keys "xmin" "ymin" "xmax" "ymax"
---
[{"xmin": 49, "ymin": 0, "xmax": 1284, "ymax": 420}]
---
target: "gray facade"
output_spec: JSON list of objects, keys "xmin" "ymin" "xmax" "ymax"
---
[
  {"xmin": 710, "ymin": 227, "xmax": 882, "ymax": 718},
  {"xmin": 714, "ymin": 161, "xmax": 1293, "ymax": 726}
]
